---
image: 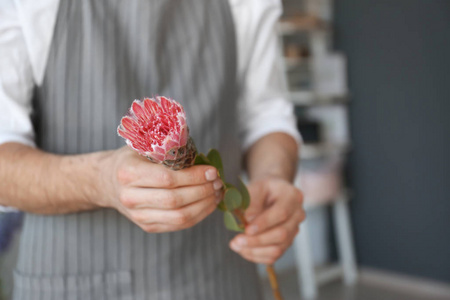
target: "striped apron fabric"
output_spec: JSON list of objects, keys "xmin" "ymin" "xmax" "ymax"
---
[{"xmin": 13, "ymin": 0, "xmax": 262, "ymax": 299}]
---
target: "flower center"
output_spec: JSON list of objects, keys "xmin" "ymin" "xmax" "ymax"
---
[{"xmin": 140, "ymin": 112, "xmax": 180, "ymax": 146}]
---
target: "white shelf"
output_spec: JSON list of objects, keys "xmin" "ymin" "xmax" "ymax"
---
[
  {"xmin": 277, "ymin": 17, "xmax": 329, "ymax": 36},
  {"xmin": 284, "ymin": 57, "xmax": 311, "ymax": 69},
  {"xmin": 288, "ymin": 91, "xmax": 349, "ymax": 106},
  {"xmin": 300, "ymin": 142, "xmax": 350, "ymax": 160}
]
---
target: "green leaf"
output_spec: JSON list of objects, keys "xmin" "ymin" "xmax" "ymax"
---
[
  {"xmin": 207, "ymin": 149, "xmax": 224, "ymax": 179},
  {"xmin": 217, "ymin": 200, "xmax": 227, "ymax": 212},
  {"xmin": 237, "ymin": 177, "xmax": 250, "ymax": 210},
  {"xmin": 224, "ymin": 211, "xmax": 243, "ymax": 232},
  {"xmin": 224, "ymin": 187, "xmax": 242, "ymax": 211},
  {"xmin": 193, "ymin": 153, "xmax": 211, "ymax": 165},
  {"xmin": 224, "ymin": 182, "xmax": 235, "ymax": 189}
]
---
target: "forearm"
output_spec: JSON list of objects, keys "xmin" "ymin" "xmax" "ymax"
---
[
  {"xmin": 0, "ymin": 142, "xmax": 105, "ymax": 214},
  {"xmin": 244, "ymin": 132, "xmax": 299, "ymax": 182}
]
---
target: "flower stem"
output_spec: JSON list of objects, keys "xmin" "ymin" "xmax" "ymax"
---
[
  {"xmin": 234, "ymin": 209, "xmax": 283, "ymax": 300},
  {"xmin": 266, "ymin": 265, "xmax": 283, "ymax": 300}
]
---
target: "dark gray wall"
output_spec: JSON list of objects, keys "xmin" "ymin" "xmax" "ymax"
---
[{"xmin": 334, "ymin": 1, "xmax": 450, "ymax": 282}]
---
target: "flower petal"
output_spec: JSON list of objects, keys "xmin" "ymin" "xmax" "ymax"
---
[
  {"xmin": 120, "ymin": 116, "xmax": 139, "ymax": 133},
  {"xmin": 117, "ymin": 128, "xmax": 135, "ymax": 141},
  {"xmin": 132, "ymin": 100, "xmax": 146, "ymax": 120},
  {"xmin": 159, "ymin": 97, "xmax": 168, "ymax": 112},
  {"xmin": 179, "ymin": 126, "xmax": 188, "ymax": 146}
]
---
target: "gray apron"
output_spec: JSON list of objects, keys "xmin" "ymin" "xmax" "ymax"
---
[{"xmin": 13, "ymin": 0, "xmax": 262, "ymax": 299}]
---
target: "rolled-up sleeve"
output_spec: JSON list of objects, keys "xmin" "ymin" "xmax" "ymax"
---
[
  {"xmin": 0, "ymin": 1, "xmax": 36, "ymax": 147},
  {"xmin": 233, "ymin": 0, "xmax": 301, "ymax": 151}
]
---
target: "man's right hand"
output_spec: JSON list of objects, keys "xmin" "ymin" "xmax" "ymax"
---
[{"xmin": 97, "ymin": 147, "xmax": 222, "ymax": 233}]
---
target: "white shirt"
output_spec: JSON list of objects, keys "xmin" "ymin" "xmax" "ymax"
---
[{"xmin": 0, "ymin": 0, "xmax": 300, "ymax": 156}]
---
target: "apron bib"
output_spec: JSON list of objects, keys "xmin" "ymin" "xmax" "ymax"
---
[{"xmin": 14, "ymin": 0, "xmax": 262, "ymax": 299}]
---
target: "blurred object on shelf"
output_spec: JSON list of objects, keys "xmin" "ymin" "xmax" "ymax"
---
[
  {"xmin": 287, "ymin": 64, "xmax": 312, "ymax": 90},
  {"xmin": 284, "ymin": 43, "xmax": 309, "ymax": 59},
  {"xmin": 289, "ymin": 91, "xmax": 349, "ymax": 106},
  {"xmin": 281, "ymin": 0, "xmax": 307, "ymax": 16},
  {"xmin": 313, "ymin": 53, "xmax": 348, "ymax": 97},
  {"xmin": 301, "ymin": 142, "xmax": 350, "ymax": 161},
  {"xmin": 297, "ymin": 119, "xmax": 321, "ymax": 143},
  {"xmin": 284, "ymin": 57, "xmax": 310, "ymax": 70},
  {"xmin": 278, "ymin": 14, "xmax": 328, "ymax": 35},
  {"xmin": 305, "ymin": 105, "xmax": 350, "ymax": 146},
  {"xmin": 297, "ymin": 158, "xmax": 343, "ymax": 206}
]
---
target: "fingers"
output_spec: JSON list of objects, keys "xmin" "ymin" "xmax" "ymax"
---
[
  {"xmin": 244, "ymin": 182, "xmax": 267, "ymax": 222},
  {"xmin": 245, "ymin": 199, "xmax": 295, "ymax": 236},
  {"xmin": 245, "ymin": 185, "xmax": 304, "ymax": 236},
  {"xmin": 228, "ymin": 178, "xmax": 305, "ymax": 264},
  {"xmin": 128, "ymin": 193, "xmax": 218, "ymax": 230},
  {"xmin": 119, "ymin": 179, "xmax": 223, "ymax": 209},
  {"xmin": 235, "ymin": 245, "xmax": 285, "ymax": 265},
  {"xmin": 117, "ymin": 160, "xmax": 218, "ymax": 188},
  {"xmin": 231, "ymin": 216, "xmax": 300, "ymax": 248},
  {"xmin": 229, "ymin": 216, "xmax": 301, "ymax": 264}
]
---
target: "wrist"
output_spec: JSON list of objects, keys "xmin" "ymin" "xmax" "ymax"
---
[
  {"xmin": 59, "ymin": 151, "xmax": 109, "ymax": 210},
  {"xmin": 87, "ymin": 150, "xmax": 115, "ymax": 208},
  {"xmin": 249, "ymin": 172, "xmax": 293, "ymax": 184}
]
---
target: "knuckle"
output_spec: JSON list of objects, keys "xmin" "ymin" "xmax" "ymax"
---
[
  {"xmin": 162, "ymin": 192, "xmax": 179, "ymax": 209},
  {"xmin": 116, "ymin": 166, "xmax": 133, "ymax": 185},
  {"xmin": 130, "ymin": 210, "xmax": 145, "ymax": 224},
  {"xmin": 159, "ymin": 170, "xmax": 175, "ymax": 187},
  {"xmin": 183, "ymin": 219, "xmax": 196, "ymax": 229},
  {"xmin": 172, "ymin": 210, "xmax": 190, "ymax": 225},
  {"xmin": 200, "ymin": 183, "xmax": 212, "ymax": 198},
  {"xmin": 245, "ymin": 237, "xmax": 255, "ymax": 247},
  {"xmin": 272, "ymin": 247, "xmax": 283, "ymax": 259},
  {"xmin": 119, "ymin": 191, "xmax": 135, "ymax": 208},
  {"xmin": 278, "ymin": 208, "xmax": 289, "ymax": 222},
  {"xmin": 252, "ymin": 236, "xmax": 262, "ymax": 246},
  {"xmin": 278, "ymin": 227, "xmax": 289, "ymax": 241}
]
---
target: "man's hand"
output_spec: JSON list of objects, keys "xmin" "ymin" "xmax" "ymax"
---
[
  {"xmin": 229, "ymin": 177, "xmax": 304, "ymax": 264},
  {"xmin": 97, "ymin": 147, "xmax": 223, "ymax": 233}
]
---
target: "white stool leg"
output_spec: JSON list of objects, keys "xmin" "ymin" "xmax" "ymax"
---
[
  {"xmin": 332, "ymin": 194, "xmax": 358, "ymax": 285},
  {"xmin": 294, "ymin": 217, "xmax": 318, "ymax": 299}
]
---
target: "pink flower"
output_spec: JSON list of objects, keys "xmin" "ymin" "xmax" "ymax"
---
[{"xmin": 118, "ymin": 96, "xmax": 196, "ymax": 169}]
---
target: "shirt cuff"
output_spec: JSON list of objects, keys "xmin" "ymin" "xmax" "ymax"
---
[
  {"xmin": 242, "ymin": 117, "xmax": 302, "ymax": 151},
  {"xmin": 0, "ymin": 133, "xmax": 36, "ymax": 148}
]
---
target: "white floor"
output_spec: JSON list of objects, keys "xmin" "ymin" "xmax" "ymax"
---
[{"xmin": 261, "ymin": 268, "xmax": 450, "ymax": 300}]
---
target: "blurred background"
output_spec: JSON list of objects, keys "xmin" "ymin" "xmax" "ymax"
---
[
  {"xmin": 258, "ymin": 0, "xmax": 450, "ymax": 299},
  {"xmin": 1, "ymin": 0, "xmax": 449, "ymax": 299}
]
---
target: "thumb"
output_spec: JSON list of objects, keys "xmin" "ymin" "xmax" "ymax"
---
[{"xmin": 244, "ymin": 181, "xmax": 267, "ymax": 223}]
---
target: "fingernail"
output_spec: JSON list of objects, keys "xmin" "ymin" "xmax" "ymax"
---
[
  {"xmin": 247, "ymin": 225, "xmax": 258, "ymax": 235},
  {"xmin": 230, "ymin": 242, "xmax": 241, "ymax": 251},
  {"xmin": 215, "ymin": 194, "xmax": 222, "ymax": 204},
  {"xmin": 235, "ymin": 236, "xmax": 247, "ymax": 246},
  {"xmin": 205, "ymin": 169, "xmax": 217, "ymax": 181},
  {"xmin": 213, "ymin": 179, "xmax": 223, "ymax": 190}
]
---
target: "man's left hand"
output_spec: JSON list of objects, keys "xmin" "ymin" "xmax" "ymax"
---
[{"xmin": 229, "ymin": 177, "xmax": 305, "ymax": 264}]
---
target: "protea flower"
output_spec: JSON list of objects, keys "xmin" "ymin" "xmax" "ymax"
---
[
  {"xmin": 117, "ymin": 96, "xmax": 283, "ymax": 299},
  {"xmin": 117, "ymin": 96, "xmax": 197, "ymax": 170}
]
